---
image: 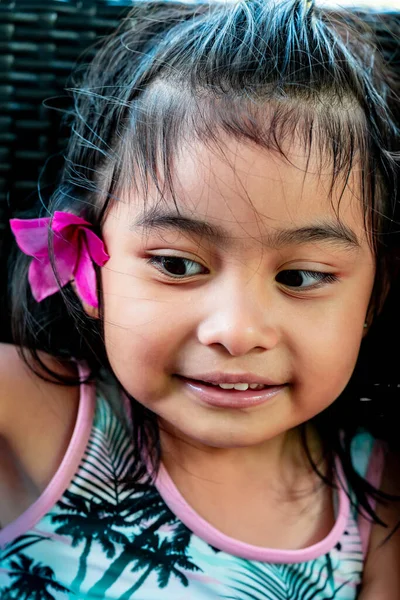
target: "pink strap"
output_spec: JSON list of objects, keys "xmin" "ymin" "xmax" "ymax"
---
[
  {"xmin": 0, "ymin": 362, "xmax": 95, "ymax": 549},
  {"xmin": 155, "ymin": 456, "xmax": 350, "ymax": 564}
]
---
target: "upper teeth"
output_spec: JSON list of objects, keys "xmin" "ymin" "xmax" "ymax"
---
[{"xmin": 216, "ymin": 383, "xmax": 265, "ymax": 390}]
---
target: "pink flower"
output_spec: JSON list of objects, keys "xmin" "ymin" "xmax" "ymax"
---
[{"xmin": 10, "ymin": 211, "xmax": 109, "ymax": 307}]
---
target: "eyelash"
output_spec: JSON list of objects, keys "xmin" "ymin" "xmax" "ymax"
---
[{"xmin": 147, "ymin": 256, "xmax": 339, "ymax": 290}]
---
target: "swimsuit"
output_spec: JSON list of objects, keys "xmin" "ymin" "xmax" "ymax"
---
[{"xmin": 0, "ymin": 365, "xmax": 384, "ymax": 599}]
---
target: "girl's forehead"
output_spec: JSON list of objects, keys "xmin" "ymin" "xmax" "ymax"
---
[
  {"xmin": 176, "ymin": 139, "xmax": 358, "ymax": 216},
  {"xmin": 114, "ymin": 137, "xmax": 368, "ymax": 246}
]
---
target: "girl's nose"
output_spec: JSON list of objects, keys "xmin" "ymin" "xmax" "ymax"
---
[{"xmin": 196, "ymin": 281, "xmax": 280, "ymax": 356}]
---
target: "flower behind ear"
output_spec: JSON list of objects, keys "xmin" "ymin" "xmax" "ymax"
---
[{"xmin": 9, "ymin": 211, "xmax": 109, "ymax": 308}]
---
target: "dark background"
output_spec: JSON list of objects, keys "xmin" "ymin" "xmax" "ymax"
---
[{"xmin": 0, "ymin": 0, "xmax": 143, "ymax": 342}]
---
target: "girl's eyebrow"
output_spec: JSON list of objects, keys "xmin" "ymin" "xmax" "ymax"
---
[{"xmin": 133, "ymin": 210, "xmax": 360, "ymax": 252}]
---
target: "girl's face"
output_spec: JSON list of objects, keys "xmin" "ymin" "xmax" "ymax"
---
[{"xmin": 100, "ymin": 135, "xmax": 375, "ymax": 451}]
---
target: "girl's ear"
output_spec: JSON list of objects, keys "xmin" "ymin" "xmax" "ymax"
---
[{"xmin": 70, "ymin": 279, "xmax": 99, "ymax": 319}]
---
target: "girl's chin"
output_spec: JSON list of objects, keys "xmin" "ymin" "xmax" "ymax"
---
[{"xmin": 158, "ymin": 413, "xmax": 290, "ymax": 452}]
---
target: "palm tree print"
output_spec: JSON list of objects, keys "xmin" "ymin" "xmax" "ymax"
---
[
  {"xmin": 89, "ymin": 528, "xmax": 201, "ymax": 597},
  {"xmin": 51, "ymin": 490, "xmax": 130, "ymax": 591},
  {"xmin": 49, "ymin": 395, "xmax": 144, "ymax": 591},
  {"xmin": 220, "ymin": 555, "xmax": 355, "ymax": 600},
  {"xmin": 0, "ymin": 533, "xmax": 47, "ymax": 563},
  {"xmin": 129, "ymin": 486, "xmax": 185, "ymax": 536},
  {"xmin": 49, "ymin": 393, "xmax": 201, "ymax": 596},
  {"xmin": 0, "ymin": 554, "xmax": 69, "ymax": 600},
  {"xmin": 119, "ymin": 531, "xmax": 202, "ymax": 599}
]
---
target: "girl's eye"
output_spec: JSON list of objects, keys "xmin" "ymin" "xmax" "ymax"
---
[
  {"xmin": 148, "ymin": 259, "xmax": 337, "ymax": 289},
  {"xmin": 276, "ymin": 270, "xmax": 338, "ymax": 289},
  {"xmin": 148, "ymin": 256, "xmax": 207, "ymax": 278}
]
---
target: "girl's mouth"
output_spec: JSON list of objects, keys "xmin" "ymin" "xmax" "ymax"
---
[
  {"xmin": 176, "ymin": 376, "xmax": 287, "ymax": 409},
  {"xmin": 192, "ymin": 380, "xmax": 267, "ymax": 391}
]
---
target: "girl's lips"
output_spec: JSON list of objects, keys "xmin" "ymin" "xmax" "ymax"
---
[{"xmin": 178, "ymin": 376, "xmax": 287, "ymax": 409}]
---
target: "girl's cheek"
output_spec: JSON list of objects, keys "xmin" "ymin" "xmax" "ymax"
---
[{"xmin": 290, "ymin": 311, "xmax": 363, "ymax": 371}]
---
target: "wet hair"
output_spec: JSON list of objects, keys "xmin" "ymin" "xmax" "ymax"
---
[{"xmin": 9, "ymin": 0, "xmax": 400, "ymax": 526}]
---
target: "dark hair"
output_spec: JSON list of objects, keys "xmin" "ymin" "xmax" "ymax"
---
[{"xmin": 9, "ymin": 0, "xmax": 400, "ymax": 527}]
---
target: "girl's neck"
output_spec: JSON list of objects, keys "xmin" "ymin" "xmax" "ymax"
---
[
  {"xmin": 158, "ymin": 423, "xmax": 333, "ymax": 549},
  {"xmin": 159, "ymin": 422, "xmax": 324, "ymax": 497}
]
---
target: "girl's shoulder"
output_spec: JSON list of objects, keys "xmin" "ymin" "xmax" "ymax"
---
[
  {"xmin": 0, "ymin": 343, "xmax": 80, "ymax": 523},
  {"xmin": 0, "ymin": 342, "xmax": 80, "ymax": 438}
]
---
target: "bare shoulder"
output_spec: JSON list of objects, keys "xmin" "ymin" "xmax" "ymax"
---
[
  {"xmin": 0, "ymin": 343, "xmax": 80, "ymax": 494},
  {"xmin": 0, "ymin": 342, "xmax": 79, "ymax": 435}
]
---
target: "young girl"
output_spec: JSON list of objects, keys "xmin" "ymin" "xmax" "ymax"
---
[{"xmin": 0, "ymin": 0, "xmax": 399, "ymax": 597}]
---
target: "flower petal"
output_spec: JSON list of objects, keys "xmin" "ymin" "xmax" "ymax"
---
[
  {"xmin": 10, "ymin": 210, "xmax": 107, "ymax": 305},
  {"xmin": 52, "ymin": 211, "xmax": 91, "ymax": 233},
  {"xmin": 9, "ymin": 217, "xmax": 50, "ymax": 258},
  {"xmin": 52, "ymin": 231, "xmax": 79, "ymax": 284},
  {"xmin": 82, "ymin": 228, "xmax": 110, "ymax": 266},
  {"xmin": 73, "ymin": 235, "xmax": 99, "ymax": 307},
  {"xmin": 28, "ymin": 257, "xmax": 65, "ymax": 302},
  {"xmin": 27, "ymin": 233, "xmax": 78, "ymax": 302}
]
